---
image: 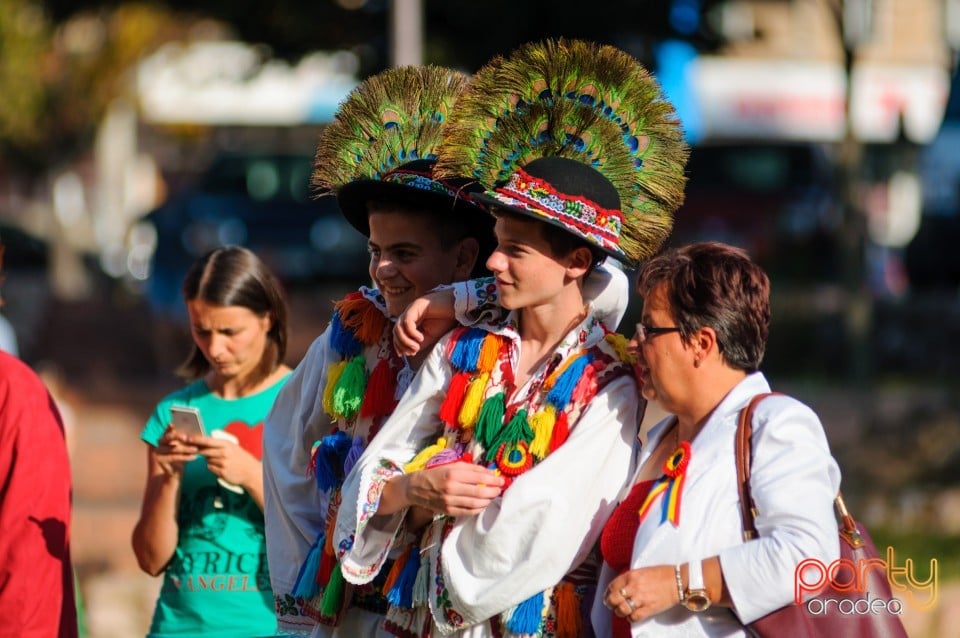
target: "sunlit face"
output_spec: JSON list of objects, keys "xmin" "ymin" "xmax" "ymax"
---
[
  {"xmin": 631, "ymin": 283, "xmax": 690, "ymax": 411},
  {"xmin": 485, "ymin": 215, "xmax": 569, "ymax": 310},
  {"xmin": 186, "ymin": 300, "xmax": 272, "ymax": 383},
  {"xmin": 367, "ymin": 207, "xmax": 465, "ymax": 317}
]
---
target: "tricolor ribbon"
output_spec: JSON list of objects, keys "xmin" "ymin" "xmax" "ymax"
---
[{"xmin": 637, "ymin": 440, "xmax": 691, "ymax": 527}]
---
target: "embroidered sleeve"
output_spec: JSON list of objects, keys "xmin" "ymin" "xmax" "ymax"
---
[{"xmin": 451, "ymin": 278, "xmax": 506, "ymax": 327}]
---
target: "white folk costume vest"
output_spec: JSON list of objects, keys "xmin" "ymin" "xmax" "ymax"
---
[
  {"xmin": 292, "ymin": 287, "xmax": 411, "ymax": 626},
  {"xmin": 375, "ymin": 318, "xmax": 634, "ymax": 637}
]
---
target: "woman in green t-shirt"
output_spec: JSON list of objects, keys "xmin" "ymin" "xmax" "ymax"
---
[{"xmin": 133, "ymin": 246, "xmax": 292, "ymax": 638}]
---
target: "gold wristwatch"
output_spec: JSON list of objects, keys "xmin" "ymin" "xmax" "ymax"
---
[{"xmin": 682, "ymin": 559, "xmax": 712, "ymax": 612}]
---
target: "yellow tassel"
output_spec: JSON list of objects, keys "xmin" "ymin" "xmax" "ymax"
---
[
  {"xmin": 403, "ymin": 438, "xmax": 447, "ymax": 473},
  {"xmin": 322, "ymin": 361, "xmax": 348, "ymax": 417},
  {"xmin": 605, "ymin": 333, "xmax": 637, "ymax": 364},
  {"xmin": 553, "ymin": 582, "xmax": 582, "ymax": 638},
  {"xmin": 458, "ymin": 372, "xmax": 489, "ymax": 428},
  {"xmin": 477, "ymin": 334, "xmax": 500, "ymax": 373},
  {"xmin": 529, "ymin": 406, "xmax": 557, "ymax": 460}
]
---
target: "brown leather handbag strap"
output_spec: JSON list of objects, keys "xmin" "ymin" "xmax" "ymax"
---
[
  {"xmin": 735, "ymin": 392, "xmax": 781, "ymax": 541},
  {"xmin": 736, "ymin": 392, "xmax": 858, "ymax": 543}
]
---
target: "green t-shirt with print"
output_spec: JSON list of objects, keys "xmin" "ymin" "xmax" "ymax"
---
[{"xmin": 140, "ymin": 375, "xmax": 289, "ymax": 638}]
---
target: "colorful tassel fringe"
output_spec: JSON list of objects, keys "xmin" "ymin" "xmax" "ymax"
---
[
  {"xmin": 314, "ymin": 431, "xmax": 353, "ymax": 492},
  {"xmin": 319, "ymin": 562, "xmax": 345, "ymax": 618},
  {"xmin": 458, "ymin": 372, "xmax": 489, "ymax": 428},
  {"xmin": 505, "ymin": 590, "xmax": 545, "ymax": 634},
  {"xmin": 449, "ymin": 328, "xmax": 487, "ymax": 372},
  {"xmin": 553, "ymin": 582, "xmax": 582, "ymax": 638},
  {"xmin": 438, "ymin": 372, "xmax": 471, "ymax": 427},
  {"xmin": 474, "ymin": 392, "xmax": 505, "ymax": 451},
  {"xmin": 360, "ymin": 358, "xmax": 396, "ymax": 418},
  {"xmin": 342, "ymin": 435, "xmax": 365, "ymax": 476},
  {"xmin": 322, "ymin": 360, "xmax": 348, "ymax": 417},
  {"xmin": 404, "ymin": 438, "xmax": 447, "ymax": 473},
  {"xmin": 385, "ymin": 545, "xmax": 420, "ymax": 609},
  {"xmin": 484, "ymin": 409, "xmax": 532, "ymax": 463},
  {"xmin": 291, "ymin": 531, "xmax": 324, "ymax": 598},
  {"xmin": 332, "ymin": 356, "xmax": 368, "ymax": 420}
]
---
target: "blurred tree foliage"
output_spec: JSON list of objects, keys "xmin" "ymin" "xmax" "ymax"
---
[
  {"xmin": 0, "ymin": 0, "xmax": 194, "ymax": 174},
  {"xmin": 1, "ymin": 0, "xmax": 720, "ymax": 175}
]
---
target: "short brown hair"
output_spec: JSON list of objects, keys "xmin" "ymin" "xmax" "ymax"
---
[{"xmin": 636, "ymin": 242, "xmax": 770, "ymax": 372}]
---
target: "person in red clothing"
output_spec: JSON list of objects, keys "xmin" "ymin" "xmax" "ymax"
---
[{"xmin": 0, "ymin": 348, "xmax": 79, "ymax": 638}]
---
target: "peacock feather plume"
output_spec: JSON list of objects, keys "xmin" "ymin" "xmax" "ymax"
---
[
  {"xmin": 435, "ymin": 38, "xmax": 689, "ymax": 263},
  {"xmin": 312, "ymin": 65, "xmax": 469, "ymax": 192}
]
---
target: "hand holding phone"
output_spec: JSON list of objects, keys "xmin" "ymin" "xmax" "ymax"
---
[{"xmin": 170, "ymin": 406, "xmax": 206, "ymax": 438}]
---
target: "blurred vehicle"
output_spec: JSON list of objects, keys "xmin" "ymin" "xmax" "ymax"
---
[
  {"xmin": 907, "ymin": 67, "xmax": 960, "ymax": 291},
  {"xmin": 665, "ymin": 141, "xmax": 846, "ymax": 376},
  {"xmin": 668, "ymin": 141, "xmax": 842, "ymax": 283},
  {"xmin": 139, "ymin": 151, "xmax": 369, "ymax": 318}
]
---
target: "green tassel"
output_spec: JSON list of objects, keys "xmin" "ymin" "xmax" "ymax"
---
[
  {"xmin": 484, "ymin": 409, "xmax": 532, "ymax": 463},
  {"xmin": 474, "ymin": 392, "xmax": 505, "ymax": 452},
  {"xmin": 320, "ymin": 562, "xmax": 345, "ymax": 618},
  {"xmin": 332, "ymin": 356, "xmax": 368, "ymax": 420}
]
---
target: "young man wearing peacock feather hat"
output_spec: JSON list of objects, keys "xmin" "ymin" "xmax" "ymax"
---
[
  {"xmin": 262, "ymin": 64, "xmax": 632, "ymax": 637},
  {"xmin": 332, "ymin": 39, "xmax": 688, "ymax": 638}
]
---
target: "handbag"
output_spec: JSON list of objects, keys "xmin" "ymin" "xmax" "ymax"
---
[{"xmin": 735, "ymin": 393, "xmax": 908, "ymax": 638}]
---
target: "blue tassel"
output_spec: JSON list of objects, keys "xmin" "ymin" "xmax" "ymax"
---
[
  {"xmin": 291, "ymin": 531, "xmax": 324, "ymax": 598},
  {"xmin": 546, "ymin": 354, "xmax": 594, "ymax": 411},
  {"xmin": 314, "ymin": 431, "xmax": 353, "ymax": 492},
  {"xmin": 506, "ymin": 590, "xmax": 544, "ymax": 633},
  {"xmin": 386, "ymin": 546, "xmax": 421, "ymax": 609},
  {"xmin": 329, "ymin": 310, "xmax": 363, "ymax": 358},
  {"xmin": 343, "ymin": 436, "xmax": 365, "ymax": 476},
  {"xmin": 450, "ymin": 328, "xmax": 486, "ymax": 372}
]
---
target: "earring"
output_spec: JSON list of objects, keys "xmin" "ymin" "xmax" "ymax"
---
[{"xmin": 693, "ymin": 357, "xmax": 701, "ymax": 368}]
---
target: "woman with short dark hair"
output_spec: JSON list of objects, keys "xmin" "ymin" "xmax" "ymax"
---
[{"xmin": 595, "ymin": 241, "xmax": 842, "ymax": 637}]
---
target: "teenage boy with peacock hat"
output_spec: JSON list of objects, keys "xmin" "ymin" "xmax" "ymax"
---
[
  {"xmin": 333, "ymin": 39, "xmax": 688, "ymax": 638},
  {"xmin": 262, "ymin": 64, "xmax": 629, "ymax": 637}
]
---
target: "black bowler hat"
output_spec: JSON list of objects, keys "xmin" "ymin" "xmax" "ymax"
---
[{"xmin": 435, "ymin": 38, "xmax": 690, "ymax": 267}]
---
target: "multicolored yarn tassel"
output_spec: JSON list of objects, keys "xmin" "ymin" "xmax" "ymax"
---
[
  {"xmin": 605, "ymin": 332, "xmax": 637, "ymax": 364},
  {"xmin": 545, "ymin": 353, "xmax": 594, "ymax": 409},
  {"xmin": 438, "ymin": 372, "xmax": 471, "ymax": 427},
  {"xmin": 314, "ymin": 430, "xmax": 353, "ymax": 492},
  {"xmin": 403, "ymin": 438, "xmax": 447, "ymax": 473},
  {"xmin": 449, "ymin": 327, "xmax": 487, "ymax": 372},
  {"xmin": 484, "ymin": 409, "xmax": 532, "ymax": 463},
  {"xmin": 342, "ymin": 435, "xmax": 365, "ymax": 476},
  {"xmin": 474, "ymin": 392, "xmax": 506, "ymax": 451},
  {"xmin": 328, "ymin": 294, "xmax": 365, "ymax": 358},
  {"xmin": 291, "ymin": 531, "xmax": 324, "ymax": 598},
  {"xmin": 360, "ymin": 358, "xmax": 396, "ymax": 418},
  {"xmin": 458, "ymin": 372, "xmax": 489, "ymax": 428},
  {"xmin": 548, "ymin": 411, "xmax": 571, "ymax": 453},
  {"xmin": 477, "ymin": 333, "xmax": 501, "ymax": 373},
  {"xmin": 335, "ymin": 295, "xmax": 388, "ymax": 345},
  {"xmin": 385, "ymin": 544, "xmax": 421, "ymax": 609},
  {"xmin": 319, "ymin": 562, "xmax": 345, "ymax": 618},
  {"xmin": 322, "ymin": 360, "xmax": 348, "ymax": 417},
  {"xmin": 528, "ymin": 405, "xmax": 558, "ymax": 459},
  {"xmin": 332, "ymin": 356, "xmax": 368, "ymax": 420},
  {"xmin": 505, "ymin": 590, "xmax": 545, "ymax": 634},
  {"xmin": 553, "ymin": 582, "xmax": 582, "ymax": 638}
]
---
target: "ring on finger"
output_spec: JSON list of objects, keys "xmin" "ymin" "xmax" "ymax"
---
[{"xmin": 625, "ymin": 597, "xmax": 637, "ymax": 612}]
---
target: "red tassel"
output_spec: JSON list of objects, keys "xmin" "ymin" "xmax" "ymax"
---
[
  {"xmin": 554, "ymin": 581, "xmax": 582, "ymax": 638},
  {"xmin": 438, "ymin": 371, "xmax": 471, "ymax": 427},
  {"xmin": 548, "ymin": 411, "xmax": 570, "ymax": 453},
  {"xmin": 316, "ymin": 518, "xmax": 337, "ymax": 585},
  {"xmin": 360, "ymin": 359, "xmax": 397, "ymax": 417},
  {"xmin": 570, "ymin": 367, "xmax": 597, "ymax": 405}
]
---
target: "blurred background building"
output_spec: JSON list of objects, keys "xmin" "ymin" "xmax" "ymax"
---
[{"xmin": 1, "ymin": 0, "xmax": 959, "ymax": 635}]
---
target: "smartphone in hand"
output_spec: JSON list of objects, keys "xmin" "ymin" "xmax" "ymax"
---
[{"xmin": 170, "ymin": 406, "xmax": 206, "ymax": 437}]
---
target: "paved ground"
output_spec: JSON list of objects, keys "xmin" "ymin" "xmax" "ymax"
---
[{"xmin": 24, "ymin": 279, "xmax": 960, "ymax": 638}]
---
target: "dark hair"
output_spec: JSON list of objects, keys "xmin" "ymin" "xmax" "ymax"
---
[
  {"xmin": 636, "ymin": 242, "xmax": 770, "ymax": 372},
  {"xmin": 177, "ymin": 246, "xmax": 288, "ymax": 382},
  {"xmin": 493, "ymin": 209, "xmax": 606, "ymax": 272},
  {"xmin": 366, "ymin": 199, "xmax": 493, "ymax": 278},
  {"xmin": 366, "ymin": 199, "xmax": 471, "ymax": 250}
]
